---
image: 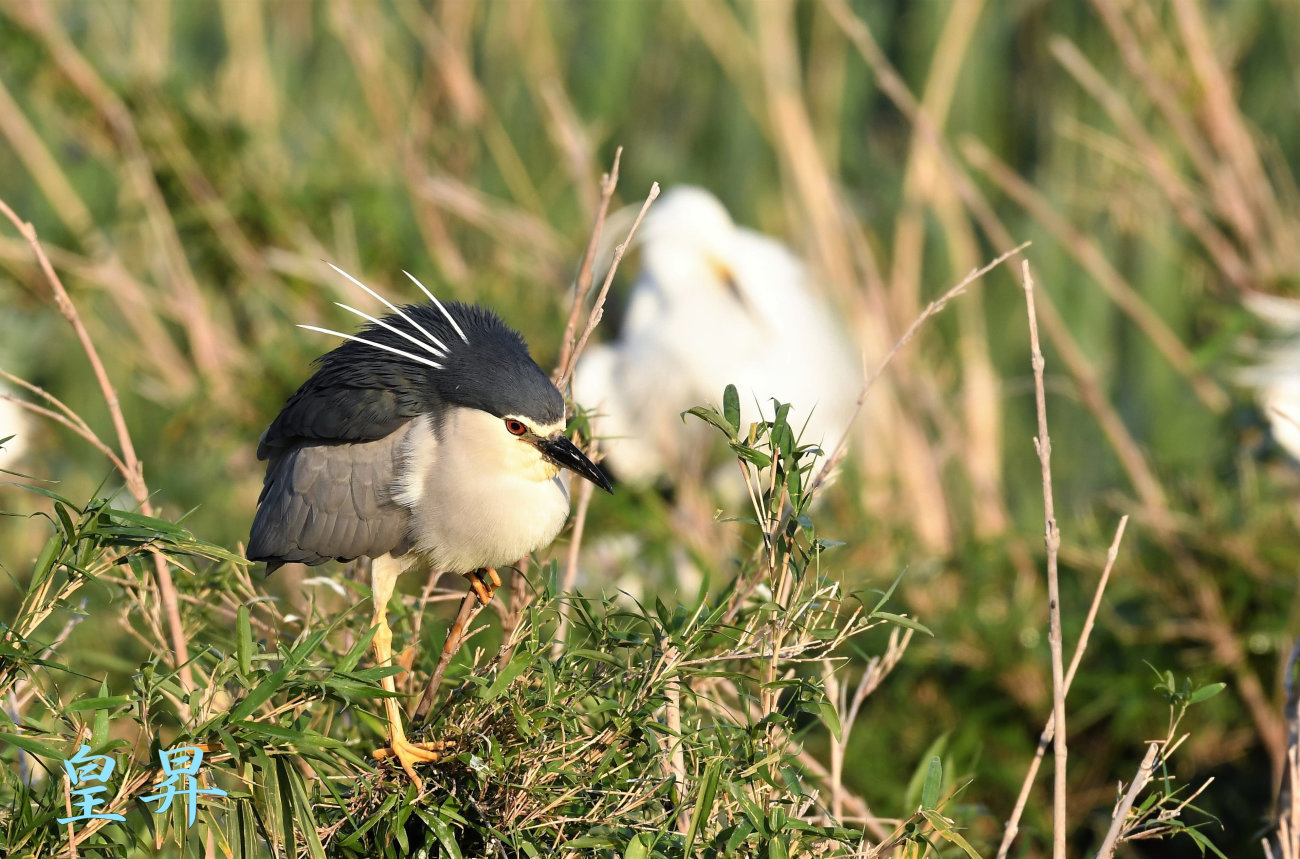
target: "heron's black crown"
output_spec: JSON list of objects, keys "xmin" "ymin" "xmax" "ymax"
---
[{"xmin": 259, "ymin": 301, "xmax": 563, "ymax": 456}]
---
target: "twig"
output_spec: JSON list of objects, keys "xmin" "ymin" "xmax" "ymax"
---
[
  {"xmin": 554, "ymin": 147, "xmax": 621, "ymax": 384},
  {"xmin": 665, "ymin": 659, "xmax": 688, "ymax": 834},
  {"xmin": 809, "ymin": 241, "xmax": 1029, "ymax": 500},
  {"xmin": 1268, "ymin": 642, "xmax": 1300, "ymax": 859},
  {"xmin": 997, "ymin": 515, "xmax": 1129, "ymax": 858},
  {"xmin": 1096, "ymin": 743, "xmax": 1161, "ymax": 858},
  {"xmin": 0, "ymin": 391, "xmax": 130, "ymax": 479},
  {"xmin": 412, "ymin": 588, "xmax": 481, "ymax": 722},
  {"xmin": 1048, "ymin": 36, "xmax": 1251, "ymax": 290},
  {"xmin": 1022, "ymin": 261, "xmax": 1068, "ymax": 859},
  {"xmin": 556, "ymin": 182, "xmax": 660, "ymax": 390},
  {"xmin": 962, "ymin": 137, "xmax": 1228, "ymax": 413},
  {"xmin": 0, "ymin": 198, "xmax": 193, "ymax": 712},
  {"xmin": 551, "ymin": 455, "xmax": 598, "ymax": 660}
]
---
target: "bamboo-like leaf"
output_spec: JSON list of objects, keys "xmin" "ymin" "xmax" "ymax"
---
[{"xmin": 236, "ymin": 605, "xmax": 253, "ymax": 678}]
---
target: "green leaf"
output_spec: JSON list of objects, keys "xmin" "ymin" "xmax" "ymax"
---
[
  {"xmin": 920, "ymin": 756, "xmax": 942, "ymax": 809},
  {"xmin": 1185, "ymin": 826, "xmax": 1231, "ymax": 858},
  {"xmin": 333, "ymin": 624, "xmax": 378, "ymax": 674},
  {"xmin": 28, "ymin": 534, "xmax": 63, "ymax": 593},
  {"xmin": 227, "ymin": 665, "xmax": 291, "ymax": 722},
  {"xmin": 685, "ymin": 758, "xmax": 721, "ymax": 854},
  {"xmin": 237, "ymin": 605, "xmax": 253, "ymax": 678},
  {"xmin": 1188, "ymin": 682, "xmax": 1226, "ymax": 705},
  {"xmin": 920, "ymin": 810, "xmax": 981, "ymax": 858},
  {"xmin": 814, "ymin": 698, "xmax": 843, "ymax": 740},
  {"xmin": 481, "ymin": 651, "xmax": 531, "ymax": 700},
  {"xmin": 682, "ymin": 405, "xmax": 737, "ymax": 441},
  {"xmin": 730, "ymin": 444, "xmax": 772, "ymax": 468},
  {"xmin": 66, "ymin": 695, "xmax": 130, "ymax": 712},
  {"xmin": 416, "ymin": 809, "xmax": 465, "ymax": 859},
  {"xmin": 870, "ymin": 612, "xmax": 932, "ymax": 635},
  {"xmin": 723, "ymin": 384, "xmax": 740, "ymax": 432},
  {"xmin": 622, "ymin": 832, "xmax": 650, "ymax": 859},
  {"xmin": 0, "ymin": 732, "xmax": 65, "ymax": 760},
  {"xmin": 275, "ymin": 756, "xmax": 297, "ymax": 858}
]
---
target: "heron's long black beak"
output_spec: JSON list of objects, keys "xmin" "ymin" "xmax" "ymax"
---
[{"xmin": 538, "ymin": 434, "xmax": 613, "ymax": 494}]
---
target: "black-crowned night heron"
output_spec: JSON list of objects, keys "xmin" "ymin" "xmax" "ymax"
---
[
  {"xmin": 248, "ymin": 264, "xmax": 611, "ymax": 781},
  {"xmin": 573, "ymin": 186, "xmax": 859, "ymax": 488}
]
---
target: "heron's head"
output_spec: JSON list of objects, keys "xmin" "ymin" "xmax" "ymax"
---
[
  {"xmin": 631, "ymin": 186, "xmax": 761, "ymax": 314},
  {"xmin": 305, "ymin": 265, "xmax": 612, "ymax": 494}
]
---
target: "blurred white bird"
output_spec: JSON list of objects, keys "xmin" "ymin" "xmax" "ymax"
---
[
  {"xmin": 0, "ymin": 387, "xmax": 30, "ymax": 473},
  {"xmin": 1240, "ymin": 291, "xmax": 1300, "ymax": 462},
  {"xmin": 573, "ymin": 186, "xmax": 860, "ymax": 488}
]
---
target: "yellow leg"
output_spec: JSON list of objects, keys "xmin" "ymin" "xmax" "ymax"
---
[{"xmin": 368, "ymin": 555, "xmax": 451, "ymax": 782}]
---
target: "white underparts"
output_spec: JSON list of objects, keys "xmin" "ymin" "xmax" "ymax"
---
[{"xmin": 394, "ymin": 409, "xmax": 571, "ymax": 573}]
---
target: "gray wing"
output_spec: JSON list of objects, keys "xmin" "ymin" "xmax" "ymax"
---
[{"xmin": 248, "ymin": 422, "xmax": 414, "ymax": 569}]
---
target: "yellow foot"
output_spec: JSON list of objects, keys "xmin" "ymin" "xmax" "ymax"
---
[
  {"xmin": 465, "ymin": 568, "xmax": 500, "ymax": 605},
  {"xmin": 372, "ymin": 736, "xmax": 455, "ymax": 782}
]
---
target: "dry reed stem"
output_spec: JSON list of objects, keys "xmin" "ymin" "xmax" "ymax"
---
[
  {"xmin": 677, "ymin": 0, "xmax": 768, "ymax": 137},
  {"xmin": 1269, "ymin": 643, "xmax": 1300, "ymax": 859},
  {"xmin": 1049, "ymin": 36, "xmax": 1252, "ymax": 290},
  {"xmin": 555, "ymin": 147, "xmax": 623, "ymax": 386},
  {"xmin": 963, "ymin": 138, "xmax": 1229, "ymax": 413},
  {"xmin": 0, "ymin": 78, "xmax": 197, "ymax": 394},
  {"xmin": 888, "ymin": 0, "xmax": 987, "ymax": 322},
  {"xmin": 6, "ymin": 0, "xmax": 231, "ymax": 398},
  {"xmin": 825, "ymin": 0, "xmax": 1178, "ymax": 530},
  {"xmin": 997, "ymin": 514, "xmax": 1129, "ymax": 859},
  {"xmin": 826, "ymin": 0, "xmax": 1049, "ymax": 549},
  {"xmin": 0, "ymin": 75, "xmax": 97, "ymax": 244},
  {"xmin": 551, "ymin": 456, "xmax": 598, "ymax": 661},
  {"xmin": 559, "ymin": 182, "xmax": 660, "ymax": 389},
  {"xmin": 1168, "ymin": 0, "xmax": 1288, "ymax": 260},
  {"xmin": 1087, "ymin": 0, "xmax": 1269, "ymax": 267},
  {"xmin": 142, "ymin": 100, "xmax": 268, "ymax": 279},
  {"xmin": 763, "ymin": 0, "xmax": 949, "ymax": 553},
  {"xmin": 664, "ymin": 658, "xmax": 688, "ymax": 834},
  {"xmin": 1022, "ymin": 261, "xmax": 1068, "ymax": 859},
  {"xmin": 331, "ymin": 0, "xmax": 469, "ymax": 285},
  {"xmin": 506, "ymin": 3, "xmax": 599, "ymax": 212},
  {"xmin": 1095, "ymin": 743, "xmax": 1161, "ymax": 858},
  {"xmin": 0, "ymin": 198, "xmax": 193, "ymax": 712},
  {"xmin": 895, "ymin": 0, "xmax": 1008, "ymax": 539},
  {"xmin": 810, "ymin": 242, "xmax": 1030, "ymax": 501},
  {"xmin": 412, "ymin": 588, "xmax": 482, "ymax": 723},
  {"xmin": 419, "ymin": 176, "xmax": 565, "ymax": 269}
]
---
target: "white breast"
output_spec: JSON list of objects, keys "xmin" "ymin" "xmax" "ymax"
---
[{"xmin": 395, "ymin": 410, "xmax": 572, "ymax": 573}]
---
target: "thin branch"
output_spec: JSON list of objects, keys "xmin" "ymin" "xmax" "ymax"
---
[
  {"xmin": 1096, "ymin": 743, "xmax": 1161, "ymax": 858},
  {"xmin": 552, "ymin": 452, "xmax": 598, "ymax": 660},
  {"xmin": 997, "ymin": 515, "xmax": 1129, "ymax": 858},
  {"xmin": 554, "ymin": 147, "xmax": 621, "ymax": 385},
  {"xmin": 0, "ymin": 392, "xmax": 130, "ymax": 478},
  {"xmin": 810, "ymin": 241, "xmax": 1030, "ymax": 499},
  {"xmin": 412, "ymin": 588, "xmax": 481, "ymax": 722},
  {"xmin": 0, "ymin": 198, "xmax": 193, "ymax": 710},
  {"xmin": 1023, "ymin": 261, "xmax": 1068, "ymax": 859},
  {"xmin": 556, "ymin": 181, "xmax": 660, "ymax": 391}
]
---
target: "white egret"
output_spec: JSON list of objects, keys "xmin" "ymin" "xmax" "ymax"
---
[{"xmin": 573, "ymin": 186, "xmax": 860, "ymax": 489}]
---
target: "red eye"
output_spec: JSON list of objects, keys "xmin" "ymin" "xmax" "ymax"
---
[{"xmin": 505, "ymin": 419, "xmax": 527, "ymax": 436}]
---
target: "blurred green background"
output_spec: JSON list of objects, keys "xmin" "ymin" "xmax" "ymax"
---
[{"xmin": 1, "ymin": 0, "xmax": 1297, "ymax": 854}]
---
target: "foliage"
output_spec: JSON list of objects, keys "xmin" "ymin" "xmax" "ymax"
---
[{"xmin": 1, "ymin": 1, "xmax": 1297, "ymax": 856}]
